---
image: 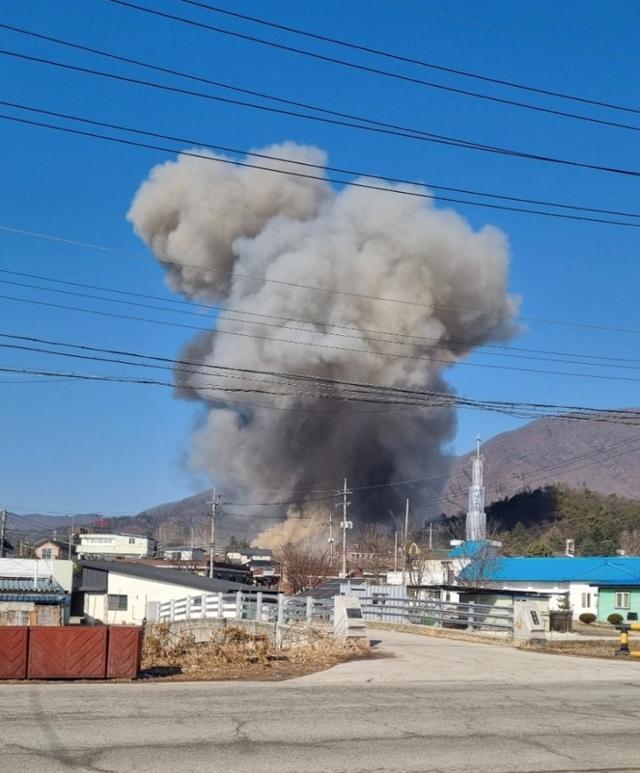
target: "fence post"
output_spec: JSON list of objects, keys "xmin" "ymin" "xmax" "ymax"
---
[
  {"xmin": 186, "ymin": 596, "xmax": 192, "ymax": 620},
  {"xmin": 255, "ymin": 591, "xmax": 263, "ymax": 621},
  {"xmin": 236, "ymin": 590, "xmax": 243, "ymax": 619},
  {"xmin": 306, "ymin": 595, "xmax": 314, "ymax": 626},
  {"xmin": 169, "ymin": 598, "xmax": 175, "ymax": 621},
  {"xmin": 217, "ymin": 591, "xmax": 224, "ymax": 619},
  {"xmin": 277, "ymin": 593, "xmax": 285, "ymax": 624},
  {"xmin": 201, "ymin": 594, "xmax": 207, "ymax": 619}
]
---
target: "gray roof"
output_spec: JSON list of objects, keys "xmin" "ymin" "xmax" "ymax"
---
[
  {"xmin": 0, "ymin": 577, "xmax": 63, "ymax": 593},
  {"xmin": 0, "ymin": 577, "xmax": 67, "ymax": 602},
  {"xmin": 78, "ymin": 560, "xmax": 254, "ymax": 592}
]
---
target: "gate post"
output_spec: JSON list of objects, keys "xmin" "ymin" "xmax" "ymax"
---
[
  {"xmin": 255, "ymin": 592, "xmax": 263, "ymax": 621},
  {"xmin": 217, "ymin": 592, "xmax": 224, "ymax": 619},
  {"xmin": 236, "ymin": 591, "xmax": 243, "ymax": 619}
]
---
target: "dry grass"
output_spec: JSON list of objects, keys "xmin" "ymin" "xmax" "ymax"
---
[{"xmin": 141, "ymin": 623, "xmax": 370, "ymax": 681}]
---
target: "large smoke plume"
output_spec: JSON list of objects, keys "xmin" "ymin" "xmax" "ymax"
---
[{"xmin": 129, "ymin": 143, "xmax": 517, "ymax": 539}]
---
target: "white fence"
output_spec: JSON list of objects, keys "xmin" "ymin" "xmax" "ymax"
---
[
  {"xmin": 155, "ymin": 585, "xmax": 514, "ymax": 636},
  {"xmin": 156, "ymin": 591, "xmax": 334, "ymax": 626}
]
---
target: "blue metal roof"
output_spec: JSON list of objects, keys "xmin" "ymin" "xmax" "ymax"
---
[
  {"xmin": 449, "ymin": 540, "xmax": 493, "ymax": 558},
  {"xmin": 461, "ymin": 556, "xmax": 640, "ymax": 585}
]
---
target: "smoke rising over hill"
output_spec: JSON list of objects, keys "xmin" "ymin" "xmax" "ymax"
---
[{"xmin": 128, "ymin": 143, "xmax": 517, "ymax": 528}]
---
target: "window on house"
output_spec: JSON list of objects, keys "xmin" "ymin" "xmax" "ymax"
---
[
  {"xmin": 41, "ymin": 548, "xmax": 52, "ymax": 560},
  {"xmin": 128, "ymin": 537, "xmax": 136, "ymax": 544},
  {"xmin": 107, "ymin": 594, "xmax": 128, "ymax": 611},
  {"xmin": 581, "ymin": 592, "xmax": 591, "ymax": 608},
  {"xmin": 615, "ymin": 592, "xmax": 630, "ymax": 609}
]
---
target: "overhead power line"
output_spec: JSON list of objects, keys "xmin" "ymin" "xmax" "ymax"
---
[
  {"xmin": 3, "ymin": 49, "xmax": 640, "ymax": 180},
  {"xmin": 10, "ymin": 293, "xmax": 640, "ymax": 385},
  {"xmin": 102, "ymin": 0, "xmax": 640, "ymax": 133},
  {"xmin": 6, "ymin": 271, "xmax": 640, "ymax": 377},
  {"xmin": 6, "ymin": 264, "xmax": 640, "ymax": 368},
  {"xmin": 5, "ymin": 223, "xmax": 640, "ymax": 337},
  {"xmin": 3, "ymin": 331, "xmax": 640, "ymax": 426},
  {"xmin": 178, "ymin": 0, "xmax": 640, "ymax": 118},
  {"xmin": 4, "ymin": 98, "xmax": 640, "ymax": 223}
]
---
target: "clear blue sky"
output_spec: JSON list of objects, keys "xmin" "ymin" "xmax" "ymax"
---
[{"xmin": 1, "ymin": 0, "xmax": 639, "ymax": 515}]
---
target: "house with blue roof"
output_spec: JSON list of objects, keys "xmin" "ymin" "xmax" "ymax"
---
[
  {"xmin": 447, "ymin": 441, "xmax": 640, "ymax": 622},
  {"xmin": 456, "ymin": 555, "xmax": 640, "ymax": 622}
]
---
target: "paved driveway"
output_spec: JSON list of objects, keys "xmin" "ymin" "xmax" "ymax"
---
[{"xmin": 2, "ymin": 630, "xmax": 639, "ymax": 773}]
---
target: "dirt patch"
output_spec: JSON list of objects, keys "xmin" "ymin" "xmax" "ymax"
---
[
  {"xmin": 140, "ymin": 623, "xmax": 371, "ymax": 681},
  {"xmin": 522, "ymin": 639, "xmax": 639, "ymax": 660}
]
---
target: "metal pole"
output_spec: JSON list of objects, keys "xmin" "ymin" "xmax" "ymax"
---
[
  {"xmin": 429, "ymin": 522, "xmax": 433, "ymax": 551},
  {"xmin": 328, "ymin": 508, "xmax": 334, "ymax": 564},
  {"xmin": 341, "ymin": 478, "xmax": 351, "ymax": 577},
  {"xmin": 68, "ymin": 514, "xmax": 74, "ymax": 557},
  {"xmin": 209, "ymin": 486, "xmax": 217, "ymax": 579},
  {"xmin": 394, "ymin": 529, "xmax": 398, "ymax": 572},
  {"xmin": 0, "ymin": 509, "xmax": 7, "ymax": 558}
]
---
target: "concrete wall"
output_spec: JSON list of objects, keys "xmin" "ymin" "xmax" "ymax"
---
[{"xmin": 84, "ymin": 572, "xmax": 217, "ymax": 625}]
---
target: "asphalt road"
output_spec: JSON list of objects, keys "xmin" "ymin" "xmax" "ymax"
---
[{"xmin": 2, "ymin": 631, "xmax": 640, "ymax": 773}]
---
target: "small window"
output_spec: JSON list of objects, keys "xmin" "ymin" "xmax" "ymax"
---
[
  {"xmin": 128, "ymin": 537, "xmax": 136, "ymax": 544},
  {"xmin": 107, "ymin": 594, "xmax": 128, "ymax": 611},
  {"xmin": 41, "ymin": 548, "xmax": 52, "ymax": 560},
  {"xmin": 615, "ymin": 592, "xmax": 630, "ymax": 610},
  {"xmin": 581, "ymin": 593, "xmax": 591, "ymax": 608}
]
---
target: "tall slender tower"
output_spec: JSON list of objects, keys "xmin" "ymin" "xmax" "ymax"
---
[{"xmin": 466, "ymin": 435, "xmax": 487, "ymax": 542}]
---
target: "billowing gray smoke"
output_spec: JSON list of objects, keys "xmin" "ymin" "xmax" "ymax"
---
[{"xmin": 128, "ymin": 143, "xmax": 517, "ymax": 533}]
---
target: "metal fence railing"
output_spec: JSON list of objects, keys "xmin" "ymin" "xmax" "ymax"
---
[
  {"xmin": 156, "ymin": 591, "xmax": 333, "ymax": 627},
  {"xmin": 358, "ymin": 595, "xmax": 514, "ymax": 634}
]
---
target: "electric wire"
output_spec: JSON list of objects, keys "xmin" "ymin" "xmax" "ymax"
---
[
  {"xmin": 177, "ymin": 0, "xmax": 640, "ymax": 119},
  {"xmin": 3, "ymin": 49, "xmax": 640, "ymax": 181},
  {"xmin": 5, "ymin": 223, "xmax": 640, "ymax": 337},
  {"xmin": 6, "ymin": 268, "xmax": 640, "ymax": 371},
  {"xmin": 5, "ymin": 97, "xmax": 639, "ymax": 221},
  {"xmin": 101, "ymin": 0, "xmax": 640, "ymax": 134}
]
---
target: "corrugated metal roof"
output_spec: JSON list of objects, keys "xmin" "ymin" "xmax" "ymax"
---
[
  {"xmin": 461, "ymin": 556, "xmax": 640, "ymax": 585},
  {"xmin": 0, "ymin": 577, "xmax": 62, "ymax": 593}
]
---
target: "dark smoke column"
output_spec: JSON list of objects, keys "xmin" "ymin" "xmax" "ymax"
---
[{"xmin": 128, "ymin": 142, "xmax": 517, "ymax": 531}]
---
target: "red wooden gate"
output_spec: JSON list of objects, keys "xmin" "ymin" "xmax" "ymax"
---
[
  {"xmin": 0, "ymin": 626, "xmax": 142, "ymax": 680},
  {"xmin": 0, "ymin": 627, "xmax": 28, "ymax": 679}
]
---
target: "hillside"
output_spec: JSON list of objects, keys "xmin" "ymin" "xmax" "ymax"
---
[
  {"xmin": 443, "ymin": 415, "xmax": 640, "ymax": 510},
  {"xmin": 9, "ymin": 413, "xmax": 640, "ymax": 548},
  {"xmin": 483, "ymin": 485, "xmax": 640, "ymax": 556}
]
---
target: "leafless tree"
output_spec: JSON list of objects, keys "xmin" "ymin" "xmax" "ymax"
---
[
  {"xmin": 279, "ymin": 543, "xmax": 333, "ymax": 595},
  {"xmin": 351, "ymin": 524, "xmax": 395, "ymax": 576},
  {"xmin": 620, "ymin": 526, "xmax": 640, "ymax": 556}
]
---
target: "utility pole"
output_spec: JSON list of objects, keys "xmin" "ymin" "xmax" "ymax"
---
[
  {"xmin": 429, "ymin": 522, "xmax": 433, "ymax": 551},
  {"xmin": 0, "ymin": 509, "xmax": 7, "ymax": 558},
  {"xmin": 209, "ymin": 487, "xmax": 218, "ymax": 579},
  {"xmin": 68, "ymin": 515, "xmax": 74, "ymax": 557},
  {"xmin": 328, "ymin": 507, "xmax": 335, "ymax": 564},
  {"xmin": 403, "ymin": 498, "xmax": 410, "ymax": 580},
  {"xmin": 340, "ymin": 478, "xmax": 352, "ymax": 578},
  {"xmin": 393, "ymin": 529, "xmax": 398, "ymax": 572}
]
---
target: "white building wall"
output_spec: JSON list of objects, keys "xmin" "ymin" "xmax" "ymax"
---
[
  {"xmin": 83, "ymin": 572, "xmax": 216, "ymax": 625},
  {"xmin": 568, "ymin": 583, "xmax": 598, "ymax": 617},
  {"xmin": 0, "ymin": 558, "xmax": 73, "ymax": 591},
  {"xmin": 78, "ymin": 534, "xmax": 153, "ymax": 558}
]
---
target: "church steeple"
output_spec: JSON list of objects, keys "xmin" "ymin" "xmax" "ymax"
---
[{"xmin": 466, "ymin": 434, "xmax": 487, "ymax": 541}]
